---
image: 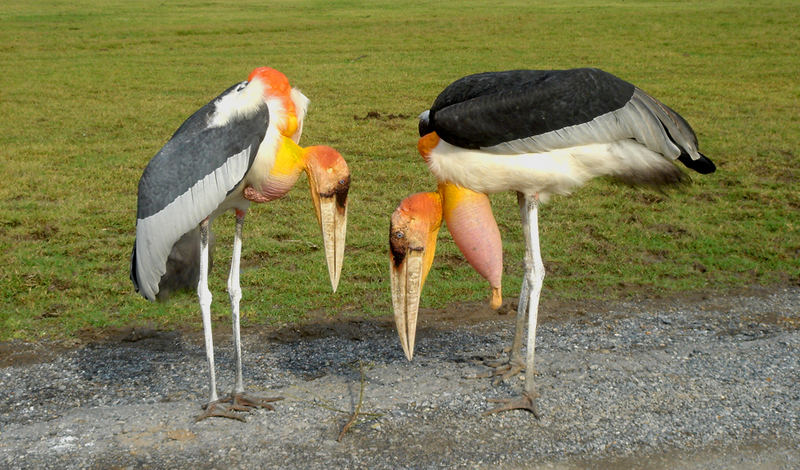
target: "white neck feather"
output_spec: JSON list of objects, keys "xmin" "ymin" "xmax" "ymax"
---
[{"xmin": 208, "ymin": 78, "xmax": 268, "ymax": 128}]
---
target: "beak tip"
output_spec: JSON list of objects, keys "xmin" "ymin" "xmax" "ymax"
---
[{"xmin": 401, "ymin": 343, "xmax": 414, "ymax": 361}]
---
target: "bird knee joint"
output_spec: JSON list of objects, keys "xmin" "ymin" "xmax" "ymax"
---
[
  {"xmin": 525, "ymin": 267, "xmax": 545, "ymax": 286},
  {"xmin": 228, "ymin": 286, "xmax": 242, "ymax": 303},
  {"xmin": 198, "ymin": 289, "xmax": 212, "ymax": 309}
]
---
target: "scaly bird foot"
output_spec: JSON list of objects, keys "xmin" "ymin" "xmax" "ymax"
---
[
  {"xmin": 483, "ymin": 391, "xmax": 540, "ymax": 418},
  {"xmin": 196, "ymin": 401, "xmax": 247, "ymax": 422},
  {"xmin": 483, "ymin": 357, "xmax": 526, "ymax": 385},
  {"xmin": 195, "ymin": 393, "xmax": 284, "ymax": 422},
  {"xmin": 228, "ymin": 393, "xmax": 284, "ymax": 411},
  {"xmin": 469, "ymin": 353, "xmax": 526, "ymax": 385}
]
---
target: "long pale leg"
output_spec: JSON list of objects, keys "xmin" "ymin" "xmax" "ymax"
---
[
  {"xmin": 510, "ymin": 274, "xmax": 530, "ymax": 363},
  {"xmin": 481, "ymin": 270, "xmax": 529, "ymax": 383},
  {"xmin": 194, "ymin": 218, "xmax": 246, "ymax": 422},
  {"xmin": 195, "ymin": 218, "xmax": 244, "ymax": 421},
  {"xmin": 196, "ymin": 212, "xmax": 280, "ymax": 422},
  {"xmin": 480, "ymin": 193, "xmax": 531, "ymax": 382},
  {"xmin": 198, "ymin": 218, "xmax": 218, "ymax": 404},
  {"xmin": 230, "ymin": 210, "xmax": 246, "ymax": 395},
  {"xmin": 223, "ymin": 209, "xmax": 282, "ymax": 412},
  {"xmin": 485, "ymin": 193, "xmax": 543, "ymax": 416},
  {"xmin": 496, "ymin": 226, "xmax": 532, "ymax": 372}
]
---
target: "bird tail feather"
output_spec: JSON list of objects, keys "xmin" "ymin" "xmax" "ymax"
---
[{"xmin": 632, "ymin": 88, "xmax": 716, "ymax": 174}]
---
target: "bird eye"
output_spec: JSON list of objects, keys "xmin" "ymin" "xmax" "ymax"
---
[
  {"xmin": 395, "ymin": 231, "xmax": 404, "ymax": 239},
  {"xmin": 339, "ymin": 179, "xmax": 346, "ymax": 186}
]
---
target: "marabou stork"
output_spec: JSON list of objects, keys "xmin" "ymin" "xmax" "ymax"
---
[
  {"xmin": 131, "ymin": 67, "xmax": 350, "ymax": 421},
  {"xmin": 389, "ymin": 68, "xmax": 715, "ymax": 416}
]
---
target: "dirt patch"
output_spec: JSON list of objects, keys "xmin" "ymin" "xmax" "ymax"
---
[
  {"xmin": 353, "ymin": 110, "xmax": 411, "ymax": 121},
  {"xmin": 264, "ymin": 318, "xmax": 392, "ymax": 344},
  {"xmin": 0, "ymin": 341, "xmax": 70, "ymax": 367}
]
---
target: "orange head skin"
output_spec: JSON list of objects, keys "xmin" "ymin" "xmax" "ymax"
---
[
  {"xmin": 389, "ymin": 184, "xmax": 503, "ymax": 295},
  {"xmin": 240, "ymin": 69, "xmax": 348, "ymax": 293},
  {"xmin": 241, "ymin": 143, "xmax": 349, "ymax": 294},
  {"xmin": 248, "ymin": 67, "xmax": 298, "ymax": 136},
  {"xmin": 417, "ymin": 132, "xmax": 440, "ymax": 164},
  {"xmin": 390, "ymin": 191, "xmax": 443, "ymax": 287},
  {"xmin": 389, "ymin": 184, "xmax": 504, "ymax": 360},
  {"xmin": 243, "ymin": 142, "xmax": 350, "ymax": 207},
  {"xmin": 389, "ymin": 183, "xmax": 503, "ymax": 315},
  {"xmin": 304, "ymin": 145, "xmax": 351, "ymax": 219},
  {"xmin": 389, "ymin": 191, "xmax": 443, "ymax": 360}
]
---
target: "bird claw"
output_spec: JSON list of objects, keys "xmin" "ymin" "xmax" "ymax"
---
[
  {"xmin": 196, "ymin": 401, "xmax": 248, "ymax": 422},
  {"xmin": 469, "ymin": 355, "xmax": 526, "ymax": 385},
  {"xmin": 483, "ymin": 391, "xmax": 540, "ymax": 418},
  {"xmin": 489, "ymin": 360, "xmax": 526, "ymax": 386},
  {"xmin": 196, "ymin": 393, "xmax": 284, "ymax": 422},
  {"xmin": 227, "ymin": 393, "xmax": 284, "ymax": 412}
]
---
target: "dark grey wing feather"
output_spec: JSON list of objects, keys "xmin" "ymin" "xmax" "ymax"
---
[
  {"xmin": 428, "ymin": 68, "xmax": 634, "ymax": 149},
  {"xmin": 426, "ymin": 68, "xmax": 714, "ymax": 174},
  {"xmin": 131, "ymin": 85, "xmax": 269, "ymax": 301}
]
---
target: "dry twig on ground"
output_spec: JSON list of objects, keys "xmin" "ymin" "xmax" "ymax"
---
[{"xmin": 338, "ymin": 360, "xmax": 371, "ymax": 442}]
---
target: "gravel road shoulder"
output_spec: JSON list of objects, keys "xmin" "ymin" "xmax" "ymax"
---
[{"xmin": 1, "ymin": 287, "xmax": 798, "ymax": 469}]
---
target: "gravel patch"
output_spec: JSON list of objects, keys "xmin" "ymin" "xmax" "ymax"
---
[{"xmin": 1, "ymin": 287, "xmax": 798, "ymax": 469}]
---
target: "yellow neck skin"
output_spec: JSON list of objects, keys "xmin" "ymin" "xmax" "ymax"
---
[
  {"xmin": 272, "ymin": 136, "xmax": 307, "ymax": 179},
  {"xmin": 246, "ymin": 136, "xmax": 307, "ymax": 203}
]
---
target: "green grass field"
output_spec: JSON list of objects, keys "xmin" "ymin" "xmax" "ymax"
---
[{"xmin": 1, "ymin": 0, "xmax": 798, "ymax": 341}]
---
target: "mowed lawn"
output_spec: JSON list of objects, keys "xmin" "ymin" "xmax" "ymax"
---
[{"xmin": 1, "ymin": 0, "xmax": 797, "ymax": 341}]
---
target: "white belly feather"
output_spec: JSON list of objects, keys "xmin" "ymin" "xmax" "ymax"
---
[{"xmin": 426, "ymin": 138, "xmax": 679, "ymax": 202}]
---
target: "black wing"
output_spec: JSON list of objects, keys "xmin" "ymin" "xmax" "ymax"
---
[{"xmin": 424, "ymin": 68, "xmax": 714, "ymax": 173}]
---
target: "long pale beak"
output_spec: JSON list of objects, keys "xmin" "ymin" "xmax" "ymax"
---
[
  {"xmin": 389, "ymin": 192, "xmax": 442, "ymax": 360},
  {"xmin": 305, "ymin": 146, "xmax": 350, "ymax": 293},
  {"xmin": 318, "ymin": 193, "xmax": 347, "ymax": 292}
]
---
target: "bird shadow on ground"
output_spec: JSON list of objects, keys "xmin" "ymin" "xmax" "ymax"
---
[{"xmin": 2, "ymin": 285, "xmax": 794, "ymax": 373}]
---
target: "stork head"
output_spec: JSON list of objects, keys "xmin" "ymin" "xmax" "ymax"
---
[
  {"xmin": 248, "ymin": 67, "xmax": 291, "ymax": 95},
  {"xmin": 389, "ymin": 191, "xmax": 443, "ymax": 360},
  {"xmin": 247, "ymin": 67, "xmax": 299, "ymax": 137},
  {"xmin": 304, "ymin": 146, "xmax": 350, "ymax": 292},
  {"xmin": 389, "ymin": 183, "xmax": 503, "ymax": 361}
]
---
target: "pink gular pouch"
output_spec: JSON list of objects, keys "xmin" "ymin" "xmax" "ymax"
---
[{"xmin": 439, "ymin": 182, "xmax": 503, "ymax": 309}]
